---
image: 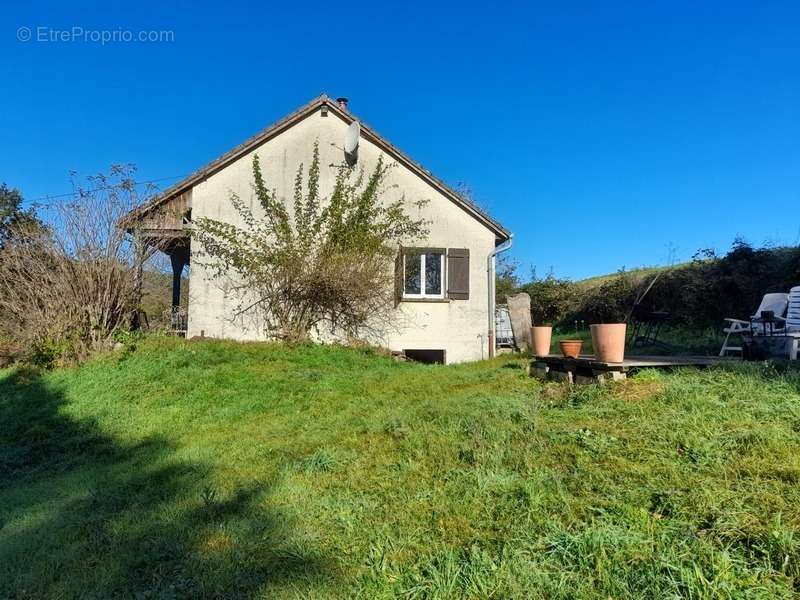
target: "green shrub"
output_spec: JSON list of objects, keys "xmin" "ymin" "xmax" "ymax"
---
[
  {"xmin": 516, "ymin": 240, "xmax": 800, "ymax": 330},
  {"xmin": 572, "ymin": 269, "xmax": 639, "ymax": 323},
  {"xmin": 519, "ymin": 273, "xmax": 576, "ymax": 324}
]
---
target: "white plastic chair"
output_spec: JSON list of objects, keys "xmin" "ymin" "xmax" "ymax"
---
[
  {"xmin": 783, "ymin": 287, "xmax": 800, "ymax": 359},
  {"xmin": 719, "ymin": 292, "xmax": 788, "ymax": 357}
]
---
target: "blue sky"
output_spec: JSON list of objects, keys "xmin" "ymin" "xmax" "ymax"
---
[{"xmin": 2, "ymin": 1, "xmax": 798, "ymax": 279}]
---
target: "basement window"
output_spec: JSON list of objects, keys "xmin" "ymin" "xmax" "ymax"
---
[
  {"xmin": 403, "ymin": 249, "xmax": 445, "ymax": 299},
  {"xmin": 404, "ymin": 349, "xmax": 446, "ymax": 364}
]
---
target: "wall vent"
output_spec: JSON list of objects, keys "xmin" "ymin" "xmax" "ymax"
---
[{"xmin": 403, "ymin": 349, "xmax": 446, "ymax": 364}]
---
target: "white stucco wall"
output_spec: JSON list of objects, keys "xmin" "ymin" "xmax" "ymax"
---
[{"xmin": 186, "ymin": 107, "xmax": 499, "ymax": 363}]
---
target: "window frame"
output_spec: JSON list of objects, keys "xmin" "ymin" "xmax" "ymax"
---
[{"xmin": 402, "ymin": 248, "xmax": 446, "ymax": 300}]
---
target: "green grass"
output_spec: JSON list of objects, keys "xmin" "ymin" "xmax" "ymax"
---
[{"xmin": 2, "ymin": 337, "xmax": 800, "ymax": 598}]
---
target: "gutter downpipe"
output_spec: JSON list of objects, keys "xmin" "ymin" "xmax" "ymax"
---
[{"xmin": 487, "ymin": 234, "xmax": 513, "ymax": 358}]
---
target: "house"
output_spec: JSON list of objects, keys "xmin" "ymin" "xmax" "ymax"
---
[{"xmin": 125, "ymin": 95, "xmax": 511, "ymax": 363}]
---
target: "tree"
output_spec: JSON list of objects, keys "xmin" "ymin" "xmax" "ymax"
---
[
  {"xmin": 192, "ymin": 144, "xmax": 429, "ymax": 341},
  {"xmin": 0, "ymin": 166, "xmax": 151, "ymax": 364},
  {"xmin": 495, "ymin": 254, "xmax": 520, "ymax": 304},
  {"xmin": 0, "ymin": 183, "xmax": 42, "ymax": 249}
]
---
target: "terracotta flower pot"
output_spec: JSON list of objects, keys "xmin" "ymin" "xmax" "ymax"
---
[
  {"xmin": 531, "ymin": 325, "xmax": 553, "ymax": 356},
  {"xmin": 590, "ymin": 323, "xmax": 627, "ymax": 363},
  {"xmin": 559, "ymin": 339, "xmax": 583, "ymax": 358}
]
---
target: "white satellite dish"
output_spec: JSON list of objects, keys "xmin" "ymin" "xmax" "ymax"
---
[
  {"xmin": 344, "ymin": 121, "xmax": 360, "ymax": 153},
  {"xmin": 344, "ymin": 121, "xmax": 360, "ymax": 165}
]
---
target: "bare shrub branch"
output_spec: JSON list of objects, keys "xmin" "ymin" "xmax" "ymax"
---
[{"xmin": 0, "ymin": 165, "xmax": 156, "ymax": 364}]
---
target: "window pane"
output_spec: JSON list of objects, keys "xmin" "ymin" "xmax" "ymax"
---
[
  {"xmin": 404, "ymin": 252, "xmax": 421, "ymax": 294},
  {"xmin": 425, "ymin": 252, "xmax": 442, "ymax": 295}
]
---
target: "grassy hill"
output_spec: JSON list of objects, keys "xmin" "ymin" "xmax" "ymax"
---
[
  {"xmin": 2, "ymin": 338, "xmax": 800, "ymax": 598},
  {"xmin": 573, "ymin": 264, "xmax": 678, "ymax": 291},
  {"xmin": 574, "ymin": 245, "xmax": 800, "ymax": 291}
]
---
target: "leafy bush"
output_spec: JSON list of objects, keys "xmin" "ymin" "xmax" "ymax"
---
[
  {"xmin": 495, "ymin": 255, "xmax": 520, "ymax": 304},
  {"xmin": 505, "ymin": 240, "xmax": 800, "ymax": 329},
  {"xmin": 0, "ymin": 183, "xmax": 42, "ymax": 250},
  {"xmin": 646, "ymin": 240, "xmax": 800, "ymax": 328},
  {"xmin": 519, "ymin": 272, "xmax": 576, "ymax": 325},
  {"xmin": 570, "ymin": 269, "xmax": 639, "ymax": 324},
  {"xmin": 586, "ymin": 239, "xmax": 800, "ymax": 329}
]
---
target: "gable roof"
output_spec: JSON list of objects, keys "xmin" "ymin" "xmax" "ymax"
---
[{"xmin": 124, "ymin": 94, "xmax": 510, "ymax": 241}]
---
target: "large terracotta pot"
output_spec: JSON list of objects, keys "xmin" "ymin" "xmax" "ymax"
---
[
  {"xmin": 590, "ymin": 324, "xmax": 627, "ymax": 363},
  {"xmin": 559, "ymin": 339, "xmax": 583, "ymax": 358},
  {"xmin": 531, "ymin": 325, "xmax": 553, "ymax": 356}
]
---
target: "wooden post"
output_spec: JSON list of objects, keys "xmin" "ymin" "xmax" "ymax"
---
[
  {"xmin": 170, "ymin": 251, "xmax": 183, "ymax": 309},
  {"xmin": 132, "ymin": 230, "xmax": 145, "ymax": 330},
  {"xmin": 169, "ymin": 245, "xmax": 190, "ymax": 309}
]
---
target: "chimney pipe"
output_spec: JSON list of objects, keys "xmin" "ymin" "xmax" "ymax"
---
[{"xmin": 336, "ymin": 97, "xmax": 349, "ymax": 110}]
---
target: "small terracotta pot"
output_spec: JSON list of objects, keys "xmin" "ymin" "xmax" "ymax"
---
[
  {"xmin": 590, "ymin": 323, "xmax": 627, "ymax": 363},
  {"xmin": 559, "ymin": 339, "xmax": 583, "ymax": 358},
  {"xmin": 531, "ymin": 325, "xmax": 553, "ymax": 356}
]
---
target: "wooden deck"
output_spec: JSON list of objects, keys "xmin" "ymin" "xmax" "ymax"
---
[{"xmin": 531, "ymin": 354, "xmax": 737, "ymax": 384}]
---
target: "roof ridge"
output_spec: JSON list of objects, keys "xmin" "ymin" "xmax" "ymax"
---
[
  {"xmin": 350, "ymin": 114, "xmax": 508, "ymax": 239},
  {"xmin": 124, "ymin": 95, "xmax": 509, "ymax": 240}
]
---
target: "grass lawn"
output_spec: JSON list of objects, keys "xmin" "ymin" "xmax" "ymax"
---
[{"xmin": 1, "ymin": 337, "xmax": 799, "ymax": 598}]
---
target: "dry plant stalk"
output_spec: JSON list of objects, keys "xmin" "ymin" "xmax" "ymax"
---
[{"xmin": 0, "ymin": 165, "xmax": 157, "ymax": 364}]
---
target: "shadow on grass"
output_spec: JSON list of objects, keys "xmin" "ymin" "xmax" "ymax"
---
[{"xmin": 0, "ymin": 367, "xmax": 330, "ymax": 598}]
